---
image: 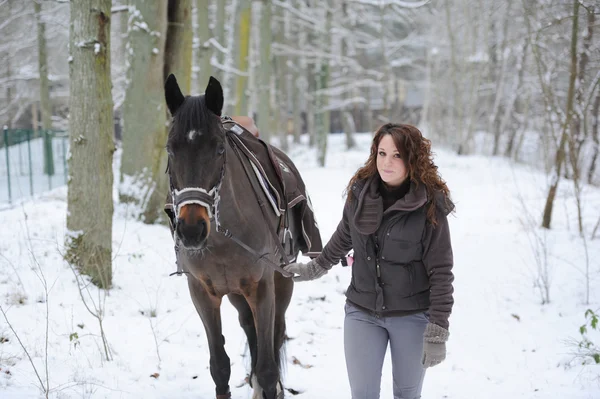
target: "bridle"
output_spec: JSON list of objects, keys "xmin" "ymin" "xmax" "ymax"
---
[
  {"xmin": 169, "ymin": 151, "xmax": 226, "ymax": 234},
  {"xmin": 166, "ymin": 126, "xmax": 293, "ymax": 278}
]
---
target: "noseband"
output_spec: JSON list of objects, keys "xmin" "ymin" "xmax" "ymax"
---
[{"xmin": 170, "ymin": 156, "xmax": 226, "ymax": 231}]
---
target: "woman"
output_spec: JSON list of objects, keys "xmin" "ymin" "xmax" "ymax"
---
[{"xmin": 284, "ymin": 123, "xmax": 455, "ymax": 399}]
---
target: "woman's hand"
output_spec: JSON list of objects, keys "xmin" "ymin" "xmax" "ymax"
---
[
  {"xmin": 422, "ymin": 322, "xmax": 449, "ymax": 368},
  {"xmin": 283, "ymin": 260, "xmax": 328, "ymax": 282}
]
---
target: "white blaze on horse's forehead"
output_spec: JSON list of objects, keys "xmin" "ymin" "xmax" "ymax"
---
[{"xmin": 188, "ymin": 129, "xmax": 203, "ymax": 141}]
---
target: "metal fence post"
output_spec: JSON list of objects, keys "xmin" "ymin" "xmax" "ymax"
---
[
  {"xmin": 26, "ymin": 129, "xmax": 33, "ymax": 196},
  {"xmin": 44, "ymin": 130, "xmax": 55, "ymax": 190},
  {"xmin": 3, "ymin": 126, "xmax": 11, "ymax": 203},
  {"xmin": 61, "ymin": 133, "xmax": 67, "ymax": 184}
]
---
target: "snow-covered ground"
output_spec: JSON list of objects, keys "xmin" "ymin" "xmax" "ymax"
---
[{"xmin": 0, "ymin": 133, "xmax": 599, "ymax": 398}]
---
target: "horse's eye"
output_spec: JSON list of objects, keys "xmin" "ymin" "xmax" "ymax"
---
[{"xmin": 218, "ymin": 146, "xmax": 225, "ymax": 155}]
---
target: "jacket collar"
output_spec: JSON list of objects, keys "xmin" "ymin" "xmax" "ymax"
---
[{"xmin": 353, "ymin": 174, "xmax": 427, "ymax": 235}]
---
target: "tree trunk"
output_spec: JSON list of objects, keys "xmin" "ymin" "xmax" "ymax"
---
[
  {"xmin": 444, "ymin": 0, "xmax": 464, "ymax": 154},
  {"xmin": 224, "ymin": 0, "xmax": 240, "ymax": 115},
  {"xmin": 341, "ymin": 0, "xmax": 356, "ymax": 150},
  {"xmin": 164, "ymin": 0, "xmax": 193, "ymax": 90},
  {"xmin": 213, "ymin": 0, "xmax": 225, "ymax": 77},
  {"xmin": 35, "ymin": 1, "xmax": 54, "ymax": 175},
  {"xmin": 587, "ymin": 88, "xmax": 600, "ymax": 184},
  {"xmin": 503, "ymin": 40, "xmax": 529, "ymax": 158},
  {"xmin": 573, "ymin": 6, "xmax": 594, "ymax": 160},
  {"xmin": 315, "ymin": 4, "xmax": 332, "ymax": 167},
  {"xmin": 273, "ymin": 4, "xmax": 289, "ymax": 151},
  {"xmin": 143, "ymin": 0, "xmax": 192, "ymax": 223},
  {"xmin": 234, "ymin": 0, "xmax": 251, "ymax": 116},
  {"xmin": 541, "ymin": 0, "xmax": 579, "ymax": 229},
  {"xmin": 257, "ymin": 0, "xmax": 271, "ymax": 142},
  {"xmin": 196, "ymin": 0, "xmax": 211, "ymax": 91},
  {"xmin": 490, "ymin": 2, "xmax": 512, "ymax": 156},
  {"xmin": 378, "ymin": 4, "xmax": 390, "ymax": 123},
  {"xmin": 364, "ymin": 86, "xmax": 373, "ymax": 134},
  {"xmin": 5, "ymin": 55, "xmax": 11, "ymax": 130},
  {"xmin": 119, "ymin": 0, "xmax": 168, "ymax": 223},
  {"xmin": 65, "ymin": 0, "xmax": 114, "ymax": 289}
]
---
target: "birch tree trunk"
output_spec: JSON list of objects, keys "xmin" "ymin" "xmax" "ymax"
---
[
  {"xmin": 257, "ymin": 0, "xmax": 271, "ymax": 142},
  {"xmin": 292, "ymin": 26, "xmax": 305, "ymax": 144},
  {"xmin": 315, "ymin": 4, "xmax": 332, "ymax": 167},
  {"xmin": 341, "ymin": 0, "xmax": 356, "ymax": 149},
  {"xmin": 273, "ymin": 3, "xmax": 288, "ymax": 151},
  {"xmin": 573, "ymin": 6, "xmax": 594, "ymax": 161},
  {"xmin": 234, "ymin": 0, "xmax": 251, "ymax": 116},
  {"xmin": 119, "ymin": 0, "xmax": 168, "ymax": 223},
  {"xmin": 444, "ymin": 0, "xmax": 465, "ymax": 154},
  {"xmin": 503, "ymin": 40, "xmax": 529, "ymax": 158},
  {"xmin": 541, "ymin": 0, "xmax": 579, "ymax": 229},
  {"xmin": 378, "ymin": 3, "xmax": 390, "ymax": 122},
  {"xmin": 35, "ymin": 1, "xmax": 54, "ymax": 175},
  {"xmin": 196, "ymin": 0, "xmax": 212, "ymax": 91},
  {"xmin": 588, "ymin": 88, "xmax": 600, "ymax": 184},
  {"xmin": 3, "ymin": 0, "xmax": 12, "ymax": 131},
  {"xmin": 213, "ymin": 0, "xmax": 225, "ymax": 77},
  {"xmin": 65, "ymin": 0, "xmax": 114, "ymax": 289}
]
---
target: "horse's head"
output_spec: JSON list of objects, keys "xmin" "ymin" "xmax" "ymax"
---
[{"xmin": 165, "ymin": 74, "xmax": 225, "ymax": 249}]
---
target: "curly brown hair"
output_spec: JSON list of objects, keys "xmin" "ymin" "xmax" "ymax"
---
[{"xmin": 345, "ymin": 123, "xmax": 452, "ymax": 225}]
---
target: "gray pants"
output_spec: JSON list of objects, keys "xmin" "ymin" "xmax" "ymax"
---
[{"xmin": 344, "ymin": 302, "xmax": 428, "ymax": 399}]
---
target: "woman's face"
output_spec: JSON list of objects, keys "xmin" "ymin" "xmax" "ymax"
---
[{"xmin": 376, "ymin": 134, "xmax": 408, "ymax": 187}]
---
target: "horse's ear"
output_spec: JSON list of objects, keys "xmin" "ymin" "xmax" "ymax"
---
[
  {"xmin": 165, "ymin": 74, "xmax": 185, "ymax": 115},
  {"xmin": 205, "ymin": 76, "xmax": 223, "ymax": 116}
]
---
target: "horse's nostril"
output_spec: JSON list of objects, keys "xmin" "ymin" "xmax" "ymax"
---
[{"xmin": 177, "ymin": 217, "xmax": 185, "ymax": 226}]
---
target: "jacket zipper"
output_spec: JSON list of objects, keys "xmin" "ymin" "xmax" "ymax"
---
[{"xmin": 374, "ymin": 236, "xmax": 382, "ymax": 284}]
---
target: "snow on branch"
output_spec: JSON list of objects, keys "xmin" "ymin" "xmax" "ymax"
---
[
  {"xmin": 346, "ymin": 0, "xmax": 430, "ymax": 9},
  {"xmin": 273, "ymin": 0, "xmax": 322, "ymax": 30},
  {"xmin": 111, "ymin": 5, "xmax": 128, "ymax": 14}
]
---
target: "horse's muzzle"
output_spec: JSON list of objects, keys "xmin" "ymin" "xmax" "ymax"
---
[{"xmin": 176, "ymin": 204, "xmax": 211, "ymax": 249}]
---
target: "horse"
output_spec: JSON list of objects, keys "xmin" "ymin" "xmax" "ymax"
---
[{"xmin": 163, "ymin": 74, "xmax": 313, "ymax": 399}]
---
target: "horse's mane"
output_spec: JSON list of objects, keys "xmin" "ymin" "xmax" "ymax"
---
[{"xmin": 168, "ymin": 95, "xmax": 221, "ymax": 144}]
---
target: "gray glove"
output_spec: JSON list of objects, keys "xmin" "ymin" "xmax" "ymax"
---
[
  {"xmin": 283, "ymin": 259, "xmax": 328, "ymax": 282},
  {"xmin": 422, "ymin": 322, "xmax": 449, "ymax": 368}
]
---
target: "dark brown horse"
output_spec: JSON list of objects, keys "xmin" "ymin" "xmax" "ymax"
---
[{"xmin": 163, "ymin": 75, "xmax": 306, "ymax": 399}]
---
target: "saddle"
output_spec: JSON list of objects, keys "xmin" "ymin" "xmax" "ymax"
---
[{"xmin": 222, "ymin": 120, "xmax": 323, "ymax": 259}]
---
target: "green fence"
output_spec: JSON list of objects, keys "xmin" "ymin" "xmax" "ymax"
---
[{"xmin": 1, "ymin": 127, "xmax": 69, "ymax": 204}]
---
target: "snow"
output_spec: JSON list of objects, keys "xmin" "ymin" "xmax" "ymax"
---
[{"xmin": 0, "ymin": 133, "xmax": 599, "ymax": 398}]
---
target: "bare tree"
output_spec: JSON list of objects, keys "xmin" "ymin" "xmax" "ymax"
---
[{"xmin": 540, "ymin": 0, "xmax": 580, "ymax": 229}]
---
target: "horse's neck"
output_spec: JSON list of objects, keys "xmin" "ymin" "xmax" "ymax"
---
[{"xmin": 221, "ymin": 146, "xmax": 278, "ymax": 231}]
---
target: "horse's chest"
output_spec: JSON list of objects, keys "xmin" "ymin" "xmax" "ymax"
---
[{"xmin": 184, "ymin": 255, "xmax": 263, "ymax": 297}]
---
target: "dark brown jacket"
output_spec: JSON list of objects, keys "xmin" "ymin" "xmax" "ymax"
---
[{"xmin": 316, "ymin": 174, "xmax": 454, "ymax": 330}]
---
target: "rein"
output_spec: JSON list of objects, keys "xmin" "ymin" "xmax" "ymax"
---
[{"xmin": 168, "ymin": 123, "xmax": 293, "ymax": 278}]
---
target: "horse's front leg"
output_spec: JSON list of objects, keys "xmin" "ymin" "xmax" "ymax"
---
[
  {"xmin": 187, "ymin": 276, "xmax": 231, "ymax": 399},
  {"xmin": 245, "ymin": 276, "xmax": 280, "ymax": 399}
]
